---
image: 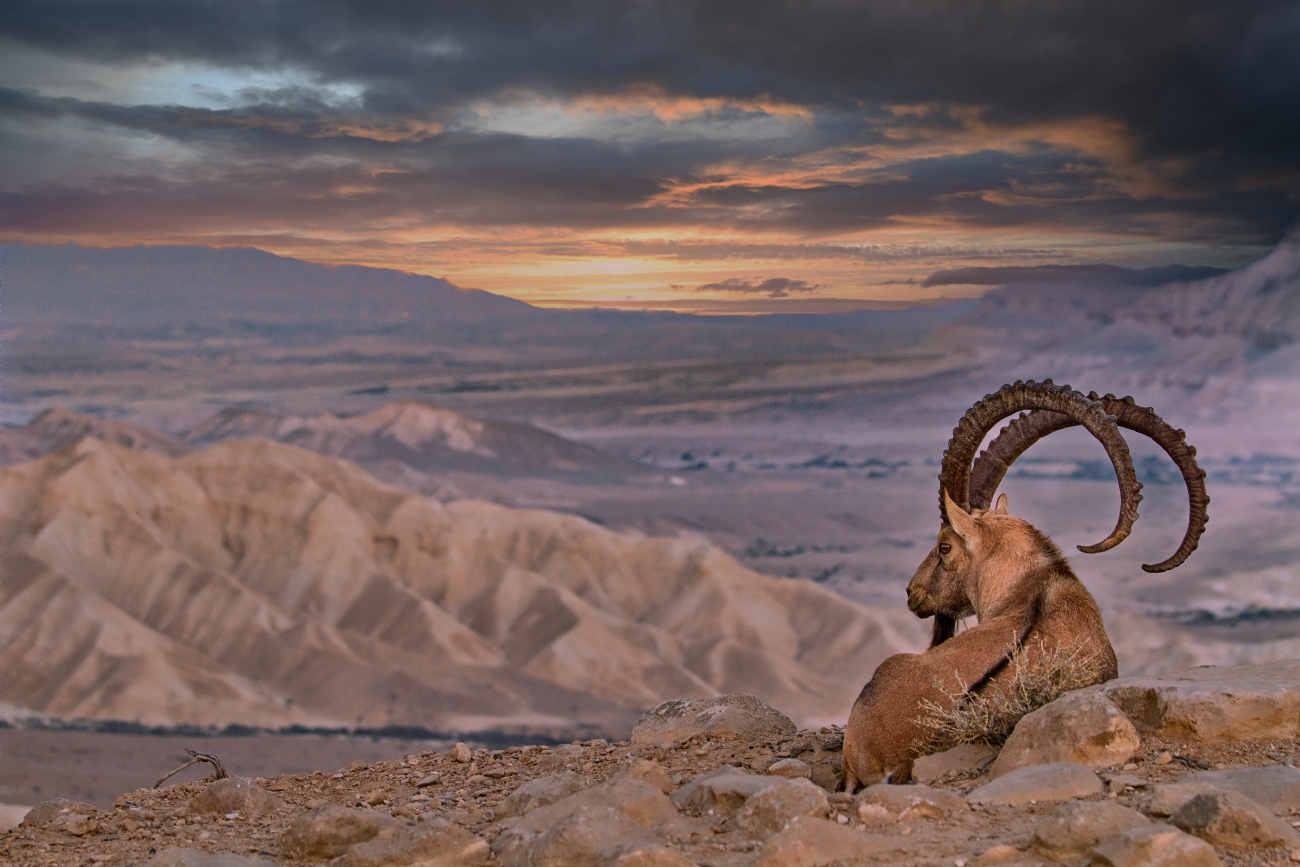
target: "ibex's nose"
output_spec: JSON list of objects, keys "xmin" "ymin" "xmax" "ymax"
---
[{"xmin": 906, "ymin": 583, "xmax": 929, "ymax": 615}]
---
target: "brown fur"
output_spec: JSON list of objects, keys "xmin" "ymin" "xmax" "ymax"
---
[{"xmin": 840, "ymin": 492, "xmax": 1117, "ymax": 791}]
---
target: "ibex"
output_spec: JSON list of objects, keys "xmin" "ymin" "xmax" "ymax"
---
[{"xmin": 841, "ymin": 381, "xmax": 1209, "ymax": 790}]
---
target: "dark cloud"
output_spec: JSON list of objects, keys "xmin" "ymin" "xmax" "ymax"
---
[
  {"xmin": 697, "ymin": 277, "xmax": 821, "ymax": 298},
  {"xmin": 922, "ymin": 264, "xmax": 1231, "ymax": 288},
  {"xmin": 0, "ymin": 1, "xmax": 1297, "ymax": 261}
]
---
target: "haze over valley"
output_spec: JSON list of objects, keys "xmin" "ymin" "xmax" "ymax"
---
[{"xmin": 4, "ymin": 236, "xmax": 1300, "ymax": 753}]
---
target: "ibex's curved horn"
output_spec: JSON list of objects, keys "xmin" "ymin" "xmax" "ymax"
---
[
  {"xmin": 969, "ymin": 393, "xmax": 1208, "ymax": 573},
  {"xmin": 939, "ymin": 380, "xmax": 1142, "ymax": 553}
]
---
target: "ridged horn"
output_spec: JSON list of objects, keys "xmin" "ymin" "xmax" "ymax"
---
[
  {"xmin": 969, "ymin": 393, "xmax": 1208, "ymax": 572},
  {"xmin": 938, "ymin": 380, "xmax": 1142, "ymax": 553}
]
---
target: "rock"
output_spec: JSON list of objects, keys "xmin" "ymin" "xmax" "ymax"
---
[
  {"xmin": 754, "ymin": 817, "xmax": 891, "ymax": 867},
  {"xmin": 734, "ymin": 777, "xmax": 830, "ymax": 837},
  {"xmin": 1089, "ymin": 824, "xmax": 1222, "ymax": 866},
  {"xmin": 630, "ymin": 695, "xmax": 796, "ymax": 749},
  {"xmin": 609, "ymin": 758, "xmax": 674, "ymax": 795},
  {"xmin": 492, "ymin": 804, "xmax": 674, "ymax": 867},
  {"xmin": 855, "ymin": 783, "xmax": 968, "ymax": 823},
  {"xmin": 1103, "ymin": 774, "xmax": 1147, "ymax": 795},
  {"xmin": 990, "ymin": 691, "xmax": 1140, "ymax": 778},
  {"xmin": 968, "ymin": 762, "xmax": 1103, "ymax": 807},
  {"xmin": 278, "ymin": 805, "xmax": 406, "ymax": 859},
  {"xmin": 1031, "ymin": 801, "xmax": 1150, "ymax": 861},
  {"xmin": 416, "ymin": 772, "xmax": 442, "ymax": 788},
  {"xmin": 495, "ymin": 777, "xmax": 682, "ymax": 861},
  {"xmin": 1169, "ymin": 791, "xmax": 1300, "ymax": 848},
  {"xmin": 496, "ymin": 771, "xmax": 591, "ymax": 820},
  {"xmin": 337, "ymin": 819, "xmax": 492, "ymax": 867},
  {"xmin": 144, "ymin": 850, "xmax": 276, "ymax": 867},
  {"xmin": 912, "ymin": 743, "xmax": 998, "ymax": 783},
  {"xmin": 610, "ymin": 849, "xmax": 697, "ymax": 867},
  {"xmin": 187, "ymin": 777, "xmax": 285, "ymax": 816},
  {"xmin": 971, "ymin": 844, "xmax": 1032, "ymax": 865},
  {"xmin": 1100, "ymin": 659, "xmax": 1300, "ymax": 743},
  {"xmin": 765, "ymin": 758, "xmax": 812, "ymax": 780},
  {"xmin": 535, "ymin": 744, "xmax": 585, "ymax": 772},
  {"xmin": 48, "ymin": 811, "xmax": 98, "ymax": 836},
  {"xmin": 20, "ymin": 798, "xmax": 98, "ymax": 827},
  {"xmin": 1148, "ymin": 766, "xmax": 1300, "ymax": 816},
  {"xmin": 670, "ymin": 766, "xmax": 772, "ymax": 816},
  {"xmin": 452, "ymin": 743, "xmax": 472, "ymax": 763}
]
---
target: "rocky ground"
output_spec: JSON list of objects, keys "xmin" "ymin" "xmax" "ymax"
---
[{"xmin": 8, "ymin": 663, "xmax": 1300, "ymax": 867}]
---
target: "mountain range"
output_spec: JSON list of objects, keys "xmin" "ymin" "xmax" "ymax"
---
[{"xmin": 0, "ymin": 434, "xmax": 924, "ymax": 734}]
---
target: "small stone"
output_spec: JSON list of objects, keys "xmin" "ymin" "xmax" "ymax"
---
[
  {"xmin": 143, "ymin": 850, "xmax": 276, "ymax": 867},
  {"xmin": 630, "ymin": 694, "xmax": 796, "ymax": 749},
  {"xmin": 337, "ymin": 819, "xmax": 492, "ymax": 867},
  {"xmin": 671, "ymin": 766, "xmax": 772, "ymax": 816},
  {"xmin": 364, "ymin": 788, "xmax": 387, "ymax": 806},
  {"xmin": 972, "ymin": 845, "xmax": 1021, "ymax": 864},
  {"xmin": 734, "ymin": 778, "xmax": 830, "ymax": 837},
  {"xmin": 50, "ymin": 812, "xmax": 98, "ymax": 836},
  {"xmin": 1290, "ymin": 848, "xmax": 1300, "ymax": 862},
  {"xmin": 453, "ymin": 742, "xmax": 472, "ymax": 763},
  {"xmin": 1170, "ymin": 790, "xmax": 1300, "ymax": 848},
  {"xmin": 415, "ymin": 772, "xmax": 442, "ymax": 788},
  {"xmin": 766, "ymin": 758, "xmax": 813, "ymax": 780},
  {"xmin": 1031, "ymin": 800, "xmax": 1150, "ymax": 860},
  {"xmin": 754, "ymin": 817, "xmax": 889, "ymax": 867},
  {"xmin": 188, "ymin": 778, "xmax": 285, "ymax": 816},
  {"xmin": 990, "ymin": 690, "xmax": 1140, "ymax": 779},
  {"xmin": 836, "ymin": 813, "xmax": 849, "ymax": 824},
  {"xmin": 1154, "ymin": 752, "xmax": 1173, "ymax": 765},
  {"xmin": 495, "ymin": 771, "xmax": 589, "ymax": 820},
  {"xmin": 352, "ymin": 760, "xmax": 367, "ymax": 771},
  {"xmin": 278, "ymin": 805, "xmax": 405, "ymax": 859},
  {"xmin": 122, "ymin": 818, "xmax": 140, "ymax": 833},
  {"xmin": 912, "ymin": 744, "xmax": 998, "ymax": 783},
  {"xmin": 1089, "ymin": 824, "xmax": 1222, "ymax": 867},
  {"xmin": 855, "ymin": 783, "xmax": 968, "ymax": 823},
  {"xmin": 968, "ymin": 762, "xmax": 1103, "ymax": 807},
  {"xmin": 609, "ymin": 757, "xmax": 674, "ymax": 795}
]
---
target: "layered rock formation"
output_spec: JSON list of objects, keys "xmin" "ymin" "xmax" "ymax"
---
[{"xmin": 0, "ymin": 437, "xmax": 924, "ymax": 732}]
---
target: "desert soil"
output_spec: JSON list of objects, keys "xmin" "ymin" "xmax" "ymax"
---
[{"xmin": 4, "ymin": 726, "xmax": 1300, "ymax": 866}]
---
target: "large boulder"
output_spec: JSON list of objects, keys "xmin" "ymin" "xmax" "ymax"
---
[
  {"xmin": 630, "ymin": 695, "xmax": 796, "ymax": 749},
  {"xmin": 989, "ymin": 690, "xmax": 1139, "ymax": 778},
  {"xmin": 1169, "ymin": 791, "xmax": 1300, "ymax": 848},
  {"xmin": 1100, "ymin": 659, "xmax": 1300, "ymax": 743},
  {"xmin": 1148, "ymin": 765, "xmax": 1300, "ymax": 816},
  {"xmin": 967, "ymin": 762, "xmax": 1103, "ymax": 807}
]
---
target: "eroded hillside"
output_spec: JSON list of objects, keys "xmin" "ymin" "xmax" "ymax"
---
[{"xmin": 0, "ymin": 438, "xmax": 925, "ymax": 734}]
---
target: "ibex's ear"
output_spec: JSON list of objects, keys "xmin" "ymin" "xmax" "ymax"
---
[
  {"xmin": 994, "ymin": 493, "xmax": 1009, "ymax": 514},
  {"xmin": 942, "ymin": 489, "xmax": 979, "ymax": 545}
]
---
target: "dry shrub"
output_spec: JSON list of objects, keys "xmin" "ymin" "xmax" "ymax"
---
[{"xmin": 915, "ymin": 640, "xmax": 1107, "ymax": 752}]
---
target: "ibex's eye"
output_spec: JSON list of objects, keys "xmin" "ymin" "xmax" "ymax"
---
[{"xmin": 938, "ymin": 543, "xmax": 951, "ymax": 556}]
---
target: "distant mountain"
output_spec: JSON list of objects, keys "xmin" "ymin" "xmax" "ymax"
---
[
  {"xmin": 0, "ymin": 437, "xmax": 925, "ymax": 733},
  {"xmin": 0, "ymin": 402, "xmax": 644, "ymax": 482},
  {"xmin": 184, "ymin": 402, "xmax": 646, "ymax": 479},
  {"xmin": 935, "ymin": 233, "xmax": 1300, "ymax": 411},
  {"xmin": 0, "ymin": 243, "xmax": 530, "ymax": 327},
  {"xmin": 0, "ymin": 406, "xmax": 188, "ymax": 465}
]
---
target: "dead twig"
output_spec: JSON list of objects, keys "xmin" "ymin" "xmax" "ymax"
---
[{"xmin": 154, "ymin": 748, "xmax": 229, "ymax": 788}]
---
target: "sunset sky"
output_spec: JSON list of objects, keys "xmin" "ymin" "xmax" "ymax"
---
[{"xmin": 1, "ymin": 2, "xmax": 1298, "ymax": 312}]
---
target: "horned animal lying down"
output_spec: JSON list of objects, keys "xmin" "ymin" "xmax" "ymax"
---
[{"xmin": 842, "ymin": 380, "xmax": 1209, "ymax": 791}]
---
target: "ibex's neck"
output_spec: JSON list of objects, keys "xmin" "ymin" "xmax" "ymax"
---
[{"xmin": 971, "ymin": 533, "xmax": 1073, "ymax": 620}]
